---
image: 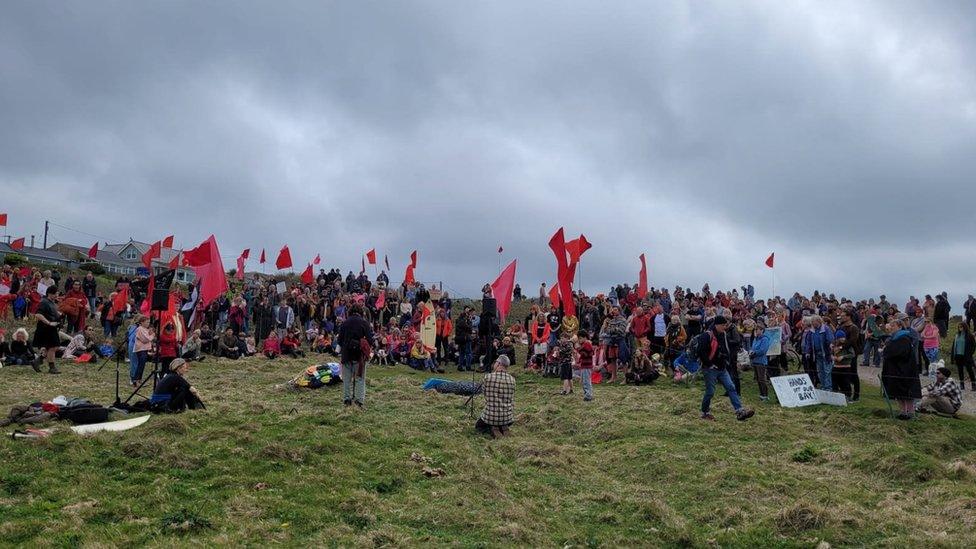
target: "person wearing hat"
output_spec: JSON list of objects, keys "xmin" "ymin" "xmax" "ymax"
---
[
  {"xmin": 697, "ymin": 316, "xmax": 754, "ymax": 421},
  {"xmin": 917, "ymin": 367, "xmax": 962, "ymax": 416},
  {"xmin": 476, "ymin": 355, "xmax": 516, "ymax": 438},
  {"xmin": 151, "ymin": 358, "xmax": 204, "ymax": 412}
]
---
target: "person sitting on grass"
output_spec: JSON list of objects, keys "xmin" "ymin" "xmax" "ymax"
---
[
  {"xmin": 409, "ymin": 339, "xmax": 440, "ymax": 372},
  {"xmin": 917, "ymin": 367, "xmax": 962, "ymax": 416},
  {"xmin": 151, "ymin": 358, "xmax": 204, "ymax": 412},
  {"xmin": 6, "ymin": 328, "xmax": 37, "ymax": 366},
  {"xmin": 476, "ymin": 355, "xmax": 516, "ymax": 438},
  {"xmin": 243, "ymin": 334, "xmax": 257, "ymax": 357},
  {"xmin": 313, "ymin": 331, "xmax": 332, "ymax": 354},
  {"xmin": 217, "ymin": 327, "xmax": 241, "ymax": 360},
  {"xmin": 626, "ymin": 346, "xmax": 661, "ymax": 385},
  {"xmin": 281, "ymin": 328, "xmax": 305, "ymax": 358},
  {"xmin": 182, "ymin": 330, "xmax": 205, "ymax": 362},
  {"xmin": 262, "ymin": 330, "xmax": 281, "ymax": 359},
  {"xmin": 199, "ymin": 324, "xmax": 216, "ymax": 355}
]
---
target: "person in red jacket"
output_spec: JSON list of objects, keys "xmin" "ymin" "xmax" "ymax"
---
[
  {"xmin": 158, "ymin": 321, "xmax": 179, "ymax": 373},
  {"xmin": 262, "ymin": 330, "xmax": 281, "ymax": 359},
  {"xmin": 630, "ymin": 307, "xmax": 651, "ymax": 348}
]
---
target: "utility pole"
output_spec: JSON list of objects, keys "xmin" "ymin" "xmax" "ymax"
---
[{"xmin": 43, "ymin": 220, "xmax": 49, "ymax": 249}]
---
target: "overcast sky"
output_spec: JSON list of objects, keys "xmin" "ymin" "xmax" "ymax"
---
[{"xmin": 2, "ymin": 1, "xmax": 975, "ymax": 305}]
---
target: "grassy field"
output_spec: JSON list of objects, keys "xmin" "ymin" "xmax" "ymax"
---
[
  {"xmin": 2, "ymin": 296, "xmax": 976, "ymax": 547},
  {"xmin": 2, "ymin": 346, "xmax": 976, "ymax": 546}
]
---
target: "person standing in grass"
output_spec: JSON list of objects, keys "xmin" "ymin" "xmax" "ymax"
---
[
  {"xmin": 950, "ymin": 323, "xmax": 976, "ymax": 391},
  {"xmin": 476, "ymin": 355, "xmax": 516, "ymax": 438},
  {"xmin": 697, "ymin": 316, "xmax": 754, "ymax": 421},
  {"xmin": 556, "ymin": 330, "xmax": 575, "ymax": 395},
  {"xmin": 338, "ymin": 304, "xmax": 374, "ymax": 407},
  {"xmin": 881, "ymin": 318, "xmax": 922, "ymax": 420},
  {"xmin": 575, "ymin": 331, "xmax": 595, "ymax": 401},
  {"xmin": 748, "ymin": 321, "xmax": 772, "ymax": 401},
  {"xmin": 33, "ymin": 285, "xmax": 62, "ymax": 374}
]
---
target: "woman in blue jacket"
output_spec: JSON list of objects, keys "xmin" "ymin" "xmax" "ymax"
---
[{"xmin": 750, "ymin": 322, "xmax": 772, "ymax": 401}]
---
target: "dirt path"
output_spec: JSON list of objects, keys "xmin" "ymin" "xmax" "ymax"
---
[{"xmin": 857, "ymin": 364, "xmax": 976, "ymax": 416}]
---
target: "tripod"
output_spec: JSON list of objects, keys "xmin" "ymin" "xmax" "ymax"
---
[{"xmin": 122, "ymin": 310, "xmax": 165, "ymax": 405}]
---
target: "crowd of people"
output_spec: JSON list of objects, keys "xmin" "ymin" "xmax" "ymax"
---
[{"xmin": 2, "ymin": 261, "xmax": 974, "ymax": 429}]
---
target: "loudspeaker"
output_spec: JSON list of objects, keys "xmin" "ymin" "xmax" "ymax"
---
[
  {"xmin": 481, "ymin": 298, "xmax": 497, "ymax": 318},
  {"xmin": 151, "ymin": 288, "xmax": 170, "ymax": 311}
]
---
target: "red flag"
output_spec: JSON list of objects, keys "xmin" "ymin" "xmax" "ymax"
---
[
  {"xmin": 275, "ymin": 245, "xmax": 293, "ymax": 270},
  {"xmin": 384, "ymin": 254, "xmax": 390, "ymax": 270},
  {"xmin": 241, "ymin": 248, "xmax": 250, "ymax": 260},
  {"xmin": 87, "ymin": 242, "xmax": 99, "ymax": 259},
  {"xmin": 236, "ymin": 256, "xmax": 245, "ymax": 280},
  {"xmin": 410, "ymin": 250, "xmax": 418, "ymax": 268},
  {"xmin": 10, "ymin": 237, "xmax": 25, "ymax": 251},
  {"xmin": 548, "ymin": 228, "xmax": 575, "ymax": 317},
  {"xmin": 162, "ymin": 235, "xmax": 174, "ymax": 248},
  {"xmin": 638, "ymin": 254, "xmax": 648, "ymax": 299},
  {"xmin": 112, "ymin": 285, "xmax": 129, "ymax": 315},
  {"xmin": 498, "ymin": 245, "xmax": 504, "ymax": 254},
  {"xmin": 141, "ymin": 240, "xmax": 161, "ymax": 269},
  {"xmin": 765, "ymin": 252, "xmax": 775, "ymax": 269},
  {"xmin": 490, "ymin": 259, "xmax": 517, "ymax": 321},
  {"xmin": 375, "ymin": 291, "xmax": 386, "ymax": 309},
  {"xmin": 548, "ymin": 284, "xmax": 560, "ymax": 309},
  {"xmin": 366, "ymin": 249, "xmax": 376, "ymax": 265},
  {"xmin": 300, "ymin": 264, "xmax": 314, "ymax": 285},
  {"xmin": 404, "ymin": 264, "xmax": 416, "ymax": 284},
  {"xmin": 259, "ymin": 248, "xmax": 266, "ymax": 264},
  {"xmin": 313, "ymin": 253, "xmax": 321, "ymax": 265},
  {"xmin": 188, "ymin": 235, "xmax": 228, "ymax": 307},
  {"xmin": 0, "ymin": 213, "xmax": 7, "ymax": 226},
  {"xmin": 182, "ymin": 241, "xmax": 212, "ymax": 267},
  {"xmin": 565, "ymin": 234, "xmax": 592, "ymax": 264},
  {"xmin": 168, "ymin": 252, "xmax": 180, "ymax": 269}
]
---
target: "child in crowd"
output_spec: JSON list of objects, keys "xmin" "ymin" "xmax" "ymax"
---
[
  {"xmin": 575, "ymin": 331, "xmax": 594, "ymax": 401},
  {"xmin": 282, "ymin": 329, "xmax": 304, "ymax": 358},
  {"xmin": 263, "ymin": 330, "xmax": 281, "ymax": 359},
  {"xmin": 557, "ymin": 330, "xmax": 576, "ymax": 395}
]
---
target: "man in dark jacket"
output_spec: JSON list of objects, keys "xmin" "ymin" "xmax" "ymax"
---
[
  {"xmin": 934, "ymin": 293, "xmax": 951, "ymax": 338},
  {"xmin": 697, "ymin": 316, "xmax": 754, "ymax": 421},
  {"xmin": 338, "ymin": 304, "xmax": 374, "ymax": 407},
  {"xmin": 454, "ymin": 308, "xmax": 473, "ymax": 372},
  {"xmin": 82, "ymin": 273, "xmax": 98, "ymax": 318}
]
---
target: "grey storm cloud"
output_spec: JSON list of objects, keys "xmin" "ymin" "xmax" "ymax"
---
[{"xmin": 2, "ymin": 1, "xmax": 975, "ymax": 307}]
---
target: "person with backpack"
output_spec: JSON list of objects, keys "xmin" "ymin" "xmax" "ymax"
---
[
  {"xmin": 696, "ymin": 316, "xmax": 754, "ymax": 421},
  {"xmin": 882, "ymin": 318, "xmax": 922, "ymax": 420},
  {"xmin": 337, "ymin": 304, "xmax": 374, "ymax": 407}
]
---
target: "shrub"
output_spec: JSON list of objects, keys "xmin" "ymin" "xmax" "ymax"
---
[
  {"xmin": 2, "ymin": 252, "xmax": 25, "ymax": 266},
  {"xmin": 78, "ymin": 262, "xmax": 106, "ymax": 275}
]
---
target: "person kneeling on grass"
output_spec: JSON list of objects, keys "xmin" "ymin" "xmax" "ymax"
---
[
  {"xmin": 476, "ymin": 355, "xmax": 515, "ymax": 438},
  {"xmin": 151, "ymin": 358, "xmax": 204, "ymax": 412},
  {"xmin": 917, "ymin": 367, "xmax": 962, "ymax": 416},
  {"xmin": 698, "ymin": 316, "xmax": 754, "ymax": 422}
]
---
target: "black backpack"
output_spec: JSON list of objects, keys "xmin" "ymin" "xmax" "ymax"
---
[{"xmin": 59, "ymin": 404, "xmax": 111, "ymax": 425}]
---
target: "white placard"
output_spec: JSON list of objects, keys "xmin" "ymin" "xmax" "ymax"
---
[
  {"xmin": 37, "ymin": 282, "xmax": 49, "ymax": 296},
  {"xmin": 765, "ymin": 327, "xmax": 782, "ymax": 356},
  {"xmin": 771, "ymin": 374, "xmax": 820, "ymax": 408},
  {"xmin": 275, "ymin": 281, "xmax": 287, "ymax": 295},
  {"xmin": 816, "ymin": 389, "xmax": 848, "ymax": 407}
]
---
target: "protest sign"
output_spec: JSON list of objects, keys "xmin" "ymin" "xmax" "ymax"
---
[
  {"xmin": 37, "ymin": 282, "xmax": 49, "ymax": 297},
  {"xmin": 771, "ymin": 374, "xmax": 819, "ymax": 407},
  {"xmin": 765, "ymin": 326, "xmax": 782, "ymax": 356},
  {"xmin": 275, "ymin": 281, "xmax": 287, "ymax": 295}
]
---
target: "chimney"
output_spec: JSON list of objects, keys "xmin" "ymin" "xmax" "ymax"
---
[{"xmin": 30, "ymin": 235, "xmax": 35, "ymax": 248}]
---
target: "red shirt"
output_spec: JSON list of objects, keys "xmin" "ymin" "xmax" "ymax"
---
[{"xmin": 578, "ymin": 340, "xmax": 594, "ymax": 369}]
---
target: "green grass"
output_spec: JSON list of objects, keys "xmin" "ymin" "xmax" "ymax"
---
[{"xmin": 2, "ymin": 344, "xmax": 976, "ymax": 547}]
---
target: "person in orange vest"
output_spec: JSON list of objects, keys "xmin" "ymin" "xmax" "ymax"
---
[{"xmin": 435, "ymin": 308, "xmax": 453, "ymax": 363}]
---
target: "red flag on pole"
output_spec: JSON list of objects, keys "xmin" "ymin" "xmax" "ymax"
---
[
  {"xmin": 141, "ymin": 240, "xmax": 161, "ymax": 269},
  {"xmin": 404, "ymin": 264, "xmax": 416, "ymax": 284},
  {"xmin": 275, "ymin": 246, "xmax": 293, "ymax": 270},
  {"xmin": 236, "ymin": 256, "xmax": 245, "ymax": 280},
  {"xmin": 188, "ymin": 235, "xmax": 228, "ymax": 307},
  {"xmin": 410, "ymin": 250, "xmax": 418, "ymax": 268},
  {"xmin": 548, "ymin": 283, "xmax": 560, "ymax": 309},
  {"xmin": 0, "ymin": 213, "xmax": 7, "ymax": 226},
  {"xmin": 182, "ymin": 241, "xmax": 213, "ymax": 267},
  {"xmin": 162, "ymin": 235, "xmax": 174, "ymax": 248},
  {"xmin": 112, "ymin": 285, "xmax": 129, "ymax": 315},
  {"xmin": 10, "ymin": 237, "xmax": 25, "ymax": 250},
  {"xmin": 259, "ymin": 248, "xmax": 266, "ymax": 264},
  {"xmin": 765, "ymin": 253, "xmax": 775, "ymax": 269},
  {"xmin": 313, "ymin": 253, "xmax": 321, "ymax": 265},
  {"xmin": 366, "ymin": 249, "xmax": 376, "ymax": 265},
  {"xmin": 565, "ymin": 234, "xmax": 592, "ymax": 263},
  {"xmin": 375, "ymin": 290, "xmax": 386, "ymax": 309},
  {"xmin": 241, "ymin": 248, "xmax": 250, "ymax": 260},
  {"xmin": 638, "ymin": 254, "xmax": 648, "ymax": 299},
  {"xmin": 384, "ymin": 254, "xmax": 390, "ymax": 270},
  {"xmin": 300, "ymin": 264, "xmax": 314, "ymax": 285},
  {"xmin": 87, "ymin": 242, "xmax": 99, "ymax": 259},
  {"xmin": 548, "ymin": 228, "xmax": 575, "ymax": 317},
  {"xmin": 491, "ymin": 259, "xmax": 517, "ymax": 321}
]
